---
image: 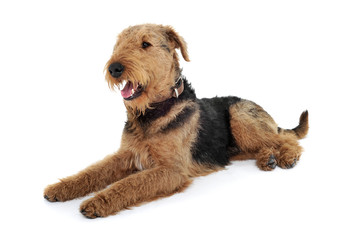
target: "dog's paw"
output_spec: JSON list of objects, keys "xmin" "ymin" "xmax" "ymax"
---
[
  {"xmin": 275, "ymin": 142, "xmax": 301, "ymax": 169},
  {"xmin": 267, "ymin": 155, "xmax": 277, "ymax": 169},
  {"xmin": 44, "ymin": 182, "xmax": 71, "ymax": 202},
  {"xmin": 257, "ymin": 154, "xmax": 277, "ymax": 171},
  {"xmin": 80, "ymin": 196, "xmax": 109, "ymax": 219},
  {"xmin": 277, "ymin": 157, "xmax": 298, "ymax": 169},
  {"xmin": 44, "ymin": 194, "xmax": 59, "ymax": 202}
]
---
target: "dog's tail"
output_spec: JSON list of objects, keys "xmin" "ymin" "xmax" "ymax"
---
[{"xmin": 278, "ymin": 110, "xmax": 309, "ymax": 139}]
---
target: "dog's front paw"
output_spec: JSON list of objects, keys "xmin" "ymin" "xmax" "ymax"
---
[
  {"xmin": 44, "ymin": 182, "xmax": 73, "ymax": 202},
  {"xmin": 44, "ymin": 183, "xmax": 63, "ymax": 202},
  {"xmin": 80, "ymin": 196, "xmax": 111, "ymax": 219}
]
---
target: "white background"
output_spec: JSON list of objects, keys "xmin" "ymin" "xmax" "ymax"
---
[{"xmin": 1, "ymin": 0, "xmax": 346, "ymax": 239}]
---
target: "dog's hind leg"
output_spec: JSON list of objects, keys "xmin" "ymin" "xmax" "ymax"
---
[
  {"xmin": 229, "ymin": 100, "xmax": 307, "ymax": 171},
  {"xmin": 229, "ymin": 100, "xmax": 280, "ymax": 171},
  {"xmin": 44, "ymin": 150, "xmax": 136, "ymax": 202},
  {"xmin": 273, "ymin": 131, "xmax": 303, "ymax": 169}
]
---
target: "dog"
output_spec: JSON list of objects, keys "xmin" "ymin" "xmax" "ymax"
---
[{"xmin": 44, "ymin": 24, "xmax": 309, "ymax": 218}]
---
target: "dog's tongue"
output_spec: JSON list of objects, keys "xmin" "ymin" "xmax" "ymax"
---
[{"xmin": 121, "ymin": 81, "xmax": 134, "ymax": 99}]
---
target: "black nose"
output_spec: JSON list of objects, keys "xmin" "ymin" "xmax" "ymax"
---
[{"xmin": 108, "ymin": 62, "xmax": 124, "ymax": 78}]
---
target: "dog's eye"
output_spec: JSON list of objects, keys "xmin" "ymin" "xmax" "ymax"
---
[{"xmin": 142, "ymin": 42, "xmax": 151, "ymax": 49}]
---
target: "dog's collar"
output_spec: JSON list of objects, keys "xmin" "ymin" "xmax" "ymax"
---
[
  {"xmin": 152, "ymin": 76, "xmax": 184, "ymax": 105},
  {"xmin": 172, "ymin": 75, "xmax": 184, "ymax": 98}
]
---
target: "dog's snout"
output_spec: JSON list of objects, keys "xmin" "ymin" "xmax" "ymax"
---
[{"xmin": 108, "ymin": 62, "xmax": 124, "ymax": 78}]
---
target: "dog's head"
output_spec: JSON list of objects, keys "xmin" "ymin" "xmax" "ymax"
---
[{"xmin": 105, "ymin": 24, "xmax": 189, "ymax": 115}]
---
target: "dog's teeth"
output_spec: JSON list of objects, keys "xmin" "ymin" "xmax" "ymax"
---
[{"xmin": 119, "ymin": 80, "xmax": 127, "ymax": 90}]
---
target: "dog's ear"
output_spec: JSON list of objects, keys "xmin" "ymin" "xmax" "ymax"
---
[{"xmin": 165, "ymin": 26, "xmax": 190, "ymax": 62}]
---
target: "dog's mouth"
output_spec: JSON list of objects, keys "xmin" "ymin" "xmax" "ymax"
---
[{"xmin": 120, "ymin": 80, "xmax": 144, "ymax": 101}]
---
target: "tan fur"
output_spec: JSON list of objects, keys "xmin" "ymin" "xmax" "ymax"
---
[
  {"xmin": 229, "ymin": 100, "xmax": 307, "ymax": 171},
  {"xmin": 104, "ymin": 24, "xmax": 189, "ymax": 115},
  {"xmin": 44, "ymin": 24, "xmax": 309, "ymax": 218}
]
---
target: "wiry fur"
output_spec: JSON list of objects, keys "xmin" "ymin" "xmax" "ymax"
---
[{"xmin": 44, "ymin": 24, "xmax": 309, "ymax": 218}]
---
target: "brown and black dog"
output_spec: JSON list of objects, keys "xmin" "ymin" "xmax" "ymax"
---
[{"xmin": 44, "ymin": 24, "xmax": 309, "ymax": 218}]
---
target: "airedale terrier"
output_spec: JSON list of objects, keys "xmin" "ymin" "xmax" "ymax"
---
[{"xmin": 44, "ymin": 24, "xmax": 309, "ymax": 218}]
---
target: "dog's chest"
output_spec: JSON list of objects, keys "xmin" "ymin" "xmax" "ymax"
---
[
  {"xmin": 134, "ymin": 154, "xmax": 144, "ymax": 171},
  {"xmin": 124, "ymin": 135, "xmax": 154, "ymax": 169},
  {"xmin": 122, "ymin": 100, "xmax": 201, "ymax": 169},
  {"xmin": 122, "ymin": 125, "xmax": 195, "ymax": 170}
]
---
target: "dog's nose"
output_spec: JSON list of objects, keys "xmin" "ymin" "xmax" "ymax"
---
[{"xmin": 108, "ymin": 62, "xmax": 124, "ymax": 78}]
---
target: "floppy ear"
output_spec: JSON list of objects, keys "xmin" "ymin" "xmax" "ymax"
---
[{"xmin": 165, "ymin": 26, "xmax": 190, "ymax": 62}]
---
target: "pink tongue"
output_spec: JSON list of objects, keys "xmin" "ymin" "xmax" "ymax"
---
[{"xmin": 121, "ymin": 82, "xmax": 133, "ymax": 98}]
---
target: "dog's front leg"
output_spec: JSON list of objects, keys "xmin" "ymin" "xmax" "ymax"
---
[
  {"xmin": 80, "ymin": 166, "xmax": 190, "ymax": 218},
  {"xmin": 44, "ymin": 150, "xmax": 136, "ymax": 202}
]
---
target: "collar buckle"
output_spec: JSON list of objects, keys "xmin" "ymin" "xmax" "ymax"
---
[{"xmin": 172, "ymin": 76, "xmax": 183, "ymax": 98}]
